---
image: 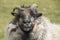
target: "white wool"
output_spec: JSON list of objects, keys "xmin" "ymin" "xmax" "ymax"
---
[
  {"xmin": 6, "ymin": 16, "xmax": 60, "ymax": 40},
  {"xmin": 33, "ymin": 16, "xmax": 60, "ymax": 40}
]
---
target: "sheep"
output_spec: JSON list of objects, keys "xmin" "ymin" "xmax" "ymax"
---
[{"xmin": 5, "ymin": 4, "xmax": 60, "ymax": 40}]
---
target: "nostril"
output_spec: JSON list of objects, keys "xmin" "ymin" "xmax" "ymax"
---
[
  {"xmin": 23, "ymin": 21, "xmax": 26, "ymax": 23},
  {"xmin": 27, "ymin": 20, "xmax": 30, "ymax": 23},
  {"xmin": 23, "ymin": 20, "xmax": 31, "ymax": 23}
]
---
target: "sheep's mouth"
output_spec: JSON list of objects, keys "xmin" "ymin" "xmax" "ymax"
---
[
  {"xmin": 20, "ymin": 23, "xmax": 34, "ymax": 32},
  {"xmin": 23, "ymin": 27, "xmax": 32, "ymax": 32}
]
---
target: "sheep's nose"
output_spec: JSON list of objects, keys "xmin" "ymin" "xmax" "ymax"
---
[
  {"xmin": 23, "ymin": 19, "xmax": 31, "ymax": 23},
  {"xmin": 23, "ymin": 15, "xmax": 31, "ymax": 23}
]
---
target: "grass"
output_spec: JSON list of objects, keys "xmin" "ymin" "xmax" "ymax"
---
[{"xmin": 0, "ymin": 0, "xmax": 60, "ymax": 40}]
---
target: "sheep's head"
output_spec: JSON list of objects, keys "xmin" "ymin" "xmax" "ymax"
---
[{"xmin": 11, "ymin": 4, "xmax": 42, "ymax": 33}]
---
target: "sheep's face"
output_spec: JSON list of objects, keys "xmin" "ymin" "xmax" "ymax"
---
[{"xmin": 11, "ymin": 6, "xmax": 42, "ymax": 33}]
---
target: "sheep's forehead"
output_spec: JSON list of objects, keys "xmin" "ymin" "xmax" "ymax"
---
[{"xmin": 22, "ymin": 8, "xmax": 31, "ymax": 15}]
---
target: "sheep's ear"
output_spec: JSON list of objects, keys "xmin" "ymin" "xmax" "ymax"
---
[
  {"xmin": 11, "ymin": 12, "xmax": 17, "ymax": 16},
  {"xmin": 36, "ymin": 13, "xmax": 42, "ymax": 18},
  {"xmin": 11, "ymin": 9, "xmax": 19, "ymax": 16},
  {"xmin": 33, "ymin": 12, "xmax": 42, "ymax": 20},
  {"xmin": 30, "ymin": 11, "xmax": 42, "ymax": 19}
]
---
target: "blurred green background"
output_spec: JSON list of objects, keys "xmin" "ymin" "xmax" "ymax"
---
[{"xmin": 0, "ymin": 0, "xmax": 60, "ymax": 40}]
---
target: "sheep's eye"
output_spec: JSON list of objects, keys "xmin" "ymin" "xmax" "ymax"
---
[
  {"xmin": 19, "ymin": 14, "xmax": 24, "ymax": 18},
  {"xmin": 20, "ymin": 14, "xmax": 23, "ymax": 17}
]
